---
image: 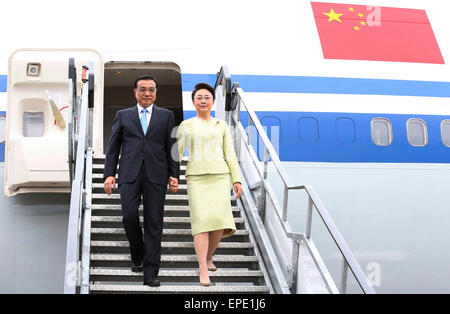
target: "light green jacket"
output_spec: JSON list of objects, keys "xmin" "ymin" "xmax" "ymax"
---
[{"xmin": 177, "ymin": 117, "xmax": 242, "ymax": 184}]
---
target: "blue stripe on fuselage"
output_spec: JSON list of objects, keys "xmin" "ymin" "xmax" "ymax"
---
[
  {"xmin": 184, "ymin": 110, "xmax": 450, "ymax": 163},
  {"xmin": 0, "ymin": 75, "xmax": 6, "ymax": 92}
]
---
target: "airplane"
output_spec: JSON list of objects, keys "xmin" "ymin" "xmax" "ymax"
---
[{"xmin": 1, "ymin": 0, "xmax": 450, "ymax": 294}]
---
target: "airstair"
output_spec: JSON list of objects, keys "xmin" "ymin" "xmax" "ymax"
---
[
  {"xmin": 63, "ymin": 61, "xmax": 375, "ymax": 294},
  {"xmin": 87, "ymin": 157, "xmax": 270, "ymax": 293}
]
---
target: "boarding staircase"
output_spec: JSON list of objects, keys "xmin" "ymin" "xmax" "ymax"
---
[
  {"xmin": 87, "ymin": 157, "xmax": 271, "ymax": 293},
  {"xmin": 63, "ymin": 61, "xmax": 375, "ymax": 294}
]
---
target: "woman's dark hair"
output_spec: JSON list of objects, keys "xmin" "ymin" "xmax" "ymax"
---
[
  {"xmin": 191, "ymin": 83, "xmax": 215, "ymax": 101},
  {"xmin": 134, "ymin": 75, "xmax": 158, "ymax": 89}
]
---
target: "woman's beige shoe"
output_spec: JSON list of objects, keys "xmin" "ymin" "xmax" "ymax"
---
[
  {"xmin": 207, "ymin": 261, "xmax": 217, "ymax": 271},
  {"xmin": 200, "ymin": 280, "xmax": 211, "ymax": 287}
]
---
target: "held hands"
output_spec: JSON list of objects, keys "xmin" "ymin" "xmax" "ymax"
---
[
  {"xmin": 104, "ymin": 176, "xmax": 116, "ymax": 195},
  {"xmin": 169, "ymin": 176, "xmax": 179, "ymax": 193},
  {"xmin": 233, "ymin": 182, "xmax": 242, "ymax": 199}
]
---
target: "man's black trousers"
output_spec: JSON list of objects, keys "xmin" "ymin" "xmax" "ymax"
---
[{"xmin": 119, "ymin": 162, "xmax": 167, "ymax": 279}]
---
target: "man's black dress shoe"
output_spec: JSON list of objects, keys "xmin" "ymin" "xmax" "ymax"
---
[
  {"xmin": 143, "ymin": 277, "xmax": 161, "ymax": 287},
  {"xmin": 131, "ymin": 264, "xmax": 144, "ymax": 273}
]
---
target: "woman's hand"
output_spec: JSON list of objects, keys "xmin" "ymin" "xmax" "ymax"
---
[{"xmin": 233, "ymin": 182, "xmax": 242, "ymax": 199}]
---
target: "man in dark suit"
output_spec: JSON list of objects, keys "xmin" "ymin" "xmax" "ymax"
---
[{"xmin": 103, "ymin": 75, "xmax": 179, "ymax": 287}]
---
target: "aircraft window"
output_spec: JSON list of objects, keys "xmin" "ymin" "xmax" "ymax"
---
[
  {"xmin": 371, "ymin": 118, "xmax": 392, "ymax": 146},
  {"xmin": 442, "ymin": 120, "xmax": 450, "ymax": 147},
  {"xmin": 0, "ymin": 114, "xmax": 5, "ymax": 143},
  {"xmin": 298, "ymin": 117, "xmax": 319, "ymax": 143},
  {"xmin": 23, "ymin": 112, "xmax": 44, "ymax": 137},
  {"xmin": 336, "ymin": 118, "xmax": 356, "ymax": 144},
  {"xmin": 407, "ymin": 119, "xmax": 428, "ymax": 147}
]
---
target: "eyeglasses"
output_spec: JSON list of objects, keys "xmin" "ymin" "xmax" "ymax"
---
[
  {"xmin": 137, "ymin": 87, "xmax": 157, "ymax": 93},
  {"xmin": 194, "ymin": 96, "xmax": 212, "ymax": 101}
]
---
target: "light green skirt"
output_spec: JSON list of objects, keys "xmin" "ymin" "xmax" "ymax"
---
[{"xmin": 186, "ymin": 173, "xmax": 236, "ymax": 238}]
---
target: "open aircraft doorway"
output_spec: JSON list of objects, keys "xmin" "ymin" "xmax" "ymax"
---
[{"xmin": 103, "ymin": 61, "xmax": 183, "ymax": 153}]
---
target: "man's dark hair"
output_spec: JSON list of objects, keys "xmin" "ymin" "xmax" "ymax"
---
[
  {"xmin": 191, "ymin": 83, "xmax": 216, "ymax": 101},
  {"xmin": 134, "ymin": 75, "xmax": 158, "ymax": 89}
]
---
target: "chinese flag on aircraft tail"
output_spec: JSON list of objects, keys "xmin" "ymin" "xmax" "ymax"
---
[{"xmin": 310, "ymin": 2, "xmax": 444, "ymax": 64}]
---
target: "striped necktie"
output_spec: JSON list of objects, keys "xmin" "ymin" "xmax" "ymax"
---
[{"xmin": 140, "ymin": 108, "xmax": 148, "ymax": 134}]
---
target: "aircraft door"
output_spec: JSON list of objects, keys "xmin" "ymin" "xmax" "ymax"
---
[{"xmin": 5, "ymin": 49, "xmax": 104, "ymax": 196}]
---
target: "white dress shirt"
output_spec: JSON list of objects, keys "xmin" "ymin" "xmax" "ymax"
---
[{"xmin": 137, "ymin": 103, "xmax": 153, "ymax": 129}]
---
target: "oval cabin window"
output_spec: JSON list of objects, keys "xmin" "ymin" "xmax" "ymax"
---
[
  {"xmin": 441, "ymin": 120, "xmax": 450, "ymax": 147},
  {"xmin": 407, "ymin": 119, "xmax": 428, "ymax": 147},
  {"xmin": 298, "ymin": 117, "xmax": 319, "ymax": 143},
  {"xmin": 336, "ymin": 117, "xmax": 356, "ymax": 144},
  {"xmin": 371, "ymin": 118, "xmax": 392, "ymax": 146}
]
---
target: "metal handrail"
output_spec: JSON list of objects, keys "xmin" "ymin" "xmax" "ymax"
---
[
  {"xmin": 231, "ymin": 105, "xmax": 338, "ymax": 293},
  {"xmin": 68, "ymin": 58, "xmax": 76, "ymax": 184},
  {"xmin": 63, "ymin": 61, "xmax": 94, "ymax": 294},
  {"xmin": 215, "ymin": 66, "xmax": 375, "ymax": 294}
]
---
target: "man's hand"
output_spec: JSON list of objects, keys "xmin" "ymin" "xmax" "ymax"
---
[
  {"xmin": 169, "ymin": 176, "xmax": 179, "ymax": 193},
  {"xmin": 233, "ymin": 182, "xmax": 242, "ymax": 199},
  {"xmin": 104, "ymin": 176, "xmax": 116, "ymax": 195}
]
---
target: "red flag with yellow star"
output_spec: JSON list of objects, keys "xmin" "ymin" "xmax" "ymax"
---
[{"xmin": 311, "ymin": 2, "xmax": 444, "ymax": 64}]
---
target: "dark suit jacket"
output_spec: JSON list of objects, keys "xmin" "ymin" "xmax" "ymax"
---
[{"xmin": 104, "ymin": 105, "xmax": 179, "ymax": 186}]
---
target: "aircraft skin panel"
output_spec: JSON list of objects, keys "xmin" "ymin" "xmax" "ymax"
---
[
  {"xmin": 0, "ymin": 165, "xmax": 69, "ymax": 293},
  {"xmin": 274, "ymin": 161, "xmax": 450, "ymax": 294}
]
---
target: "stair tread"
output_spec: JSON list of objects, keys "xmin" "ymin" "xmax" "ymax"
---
[
  {"xmin": 91, "ymin": 216, "xmax": 244, "ymax": 223},
  {"xmin": 90, "ymin": 254, "xmax": 259, "ymax": 262},
  {"xmin": 92, "ymin": 173, "xmax": 187, "ymax": 180},
  {"xmin": 91, "ymin": 228, "xmax": 248, "ymax": 236},
  {"xmin": 92, "ymin": 183, "xmax": 187, "ymax": 190},
  {"xmin": 89, "ymin": 284, "xmax": 269, "ymax": 293},
  {"xmin": 92, "ymin": 193, "xmax": 193, "ymax": 200},
  {"xmin": 92, "ymin": 164, "xmax": 187, "ymax": 170},
  {"xmin": 91, "ymin": 241, "xmax": 253, "ymax": 249},
  {"xmin": 91, "ymin": 204, "xmax": 239, "ymax": 211},
  {"xmin": 94, "ymin": 155, "xmax": 189, "ymax": 162},
  {"xmin": 90, "ymin": 269, "xmax": 263, "ymax": 277}
]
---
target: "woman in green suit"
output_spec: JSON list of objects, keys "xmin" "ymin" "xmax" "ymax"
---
[{"xmin": 177, "ymin": 83, "xmax": 242, "ymax": 286}]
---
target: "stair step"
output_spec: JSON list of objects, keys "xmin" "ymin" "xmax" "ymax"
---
[
  {"xmin": 90, "ymin": 204, "xmax": 241, "ymax": 217},
  {"xmin": 90, "ymin": 241, "xmax": 253, "ymax": 254},
  {"xmin": 90, "ymin": 269, "xmax": 264, "ymax": 283},
  {"xmin": 92, "ymin": 193, "xmax": 193, "ymax": 200},
  {"xmin": 91, "ymin": 193, "xmax": 237, "ymax": 206},
  {"xmin": 92, "ymin": 173, "xmax": 188, "ymax": 184},
  {"xmin": 93, "ymin": 193, "xmax": 237, "ymax": 202},
  {"xmin": 91, "ymin": 216, "xmax": 245, "ymax": 229},
  {"xmin": 92, "ymin": 183, "xmax": 188, "ymax": 194},
  {"xmin": 90, "ymin": 254, "xmax": 260, "ymax": 268},
  {"xmin": 93, "ymin": 155, "xmax": 189, "ymax": 162},
  {"xmin": 89, "ymin": 284, "xmax": 269, "ymax": 294},
  {"xmin": 92, "ymin": 164, "xmax": 186, "ymax": 171},
  {"xmin": 91, "ymin": 228, "xmax": 249, "ymax": 242}
]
